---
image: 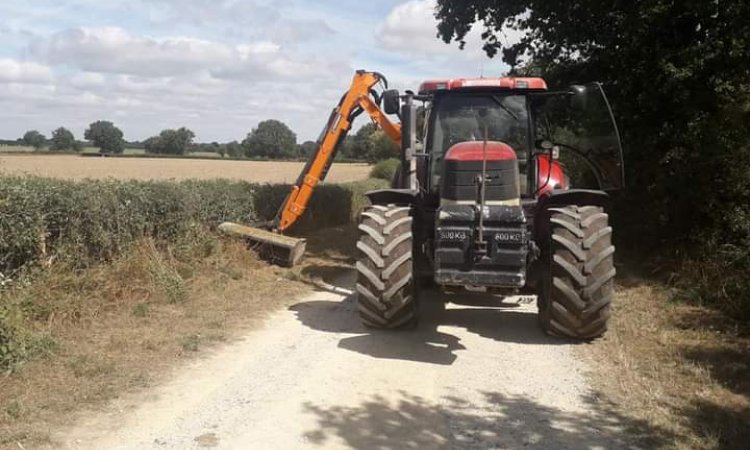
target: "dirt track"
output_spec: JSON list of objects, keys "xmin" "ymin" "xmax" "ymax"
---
[{"xmin": 55, "ymin": 273, "xmax": 637, "ymax": 449}]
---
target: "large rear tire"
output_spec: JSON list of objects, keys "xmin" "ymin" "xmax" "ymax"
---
[
  {"xmin": 355, "ymin": 204, "xmax": 416, "ymax": 329},
  {"xmin": 538, "ymin": 205, "xmax": 615, "ymax": 339}
]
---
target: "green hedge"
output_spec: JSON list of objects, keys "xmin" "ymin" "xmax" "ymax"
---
[
  {"xmin": 252, "ymin": 178, "xmax": 387, "ymax": 232},
  {"xmin": 370, "ymin": 158, "xmax": 400, "ymax": 181},
  {"xmin": 0, "ymin": 177, "xmax": 255, "ymax": 272},
  {"xmin": 0, "ymin": 176, "xmax": 386, "ymax": 275},
  {"xmin": 0, "ymin": 175, "xmax": 387, "ymax": 371}
]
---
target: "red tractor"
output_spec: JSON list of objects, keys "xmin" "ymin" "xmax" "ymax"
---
[
  {"xmin": 356, "ymin": 74, "xmax": 623, "ymax": 339},
  {"xmin": 228, "ymin": 71, "xmax": 623, "ymax": 339}
]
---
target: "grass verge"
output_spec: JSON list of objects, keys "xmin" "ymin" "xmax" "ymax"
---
[
  {"xmin": 580, "ymin": 279, "xmax": 750, "ymax": 450},
  {"xmin": 0, "ymin": 230, "xmax": 309, "ymax": 448}
]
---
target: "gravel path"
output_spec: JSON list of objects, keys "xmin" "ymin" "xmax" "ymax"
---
[{"xmin": 56, "ymin": 274, "xmax": 637, "ymax": 449}]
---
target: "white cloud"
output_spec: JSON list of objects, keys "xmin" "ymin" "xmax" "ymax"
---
[
  {"xmin": 377, "ymin": 0, "xmax": 452, "ymax": 56},
  {"xmin": 31, "ymin": 27, "xmax": 232, "ymax": 77},
  {"xmin": 377, "ymin": 0, "xmax": 524, "ymax": 59},
  {"xmin": 267, "ymin": 18, "xmax": 336, "ymax": 44},
  {"xmin": 142, "ymin": 0, "xmax": 281, "ymax": 29},
  {"xmin": 29, "ymin": 27, "xmax": 348, "ymax": 83},
  {"xmin": 69, "ymin": 71, "xmax": 106, "ymax": 88},
  {"xmin": 0, "ymin": 58, "xmax": 53, "ymax": 83},
  {"xmin": 140, "ymin": 0, "xmax": 335, "ymax": 44}
]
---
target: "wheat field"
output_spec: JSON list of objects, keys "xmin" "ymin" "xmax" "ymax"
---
[{"xmin": 0, "ymin": 154, "xmax": 371, "ymax": 183}]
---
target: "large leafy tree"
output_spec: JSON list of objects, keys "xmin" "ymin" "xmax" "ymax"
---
[
  {"xmin": 22, "ymin": 130, "xmax": 46, "ymax": 150},
  {"xmin": 242, "ymin": 119, "xmax": 297, "ymax": 159},
  {"xmin": 224, "ymin": 141, "xmax": 244, "ymax": 159},
  {"xmin": 144, "ymin": 127, "xmax": 195, "ymax": 155},
  {"xmin": 367, "ymin": 130, "xmax": 400, "ymax": 163},
  {"xmin": 84, "ymin": 120, "xmax": 125, "ymax": 154},
  {"xmin": 298, "ymin": 140, "xmax": 317, "ymax": 158},
  {"xmin": 337, "ymin": 123, "xmax": 399, "ymax": 162},
  {"xmin": 436, "ymin": 0, "xmax": 750, "ymax": 314},
  {"xmin": 50, "ymin": 127, "xmax": 80, "ymax": 152},
  {"xmin": 348, "ymin": 123, "xmax": 377, "ymax": 160}
]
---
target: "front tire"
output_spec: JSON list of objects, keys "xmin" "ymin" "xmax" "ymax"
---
[
  {"xmin": 355, "ymin": 204, "xmax": 416, "ymax": 328},
  {"xmin": 538, "ymin": 205, "xmax": 615, "ymax": 339}
]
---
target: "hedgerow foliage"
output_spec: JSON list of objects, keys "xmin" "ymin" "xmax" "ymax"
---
[
  {"xmin": 0, "ymin": 177, "xmax": 256, "ymax": 272},
  {"xmin": 0, "ymin": 176, "xmax": 385, "ymax": 275},
  {"xmin": 0, "ymin": 175, "xmax": 384, "ymax": 370},
  {"xmin": 370, "ymin": 158, "xmax": 400, "ymax": 182}
]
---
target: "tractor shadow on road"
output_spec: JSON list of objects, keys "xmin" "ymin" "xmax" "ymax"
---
[
  {"xmin": 301, "ymin": 390, "xmax": 668, "ymax": 450},
  {"xmin": 290, "ymin": 284, "xmax": 571, "ymax": 366}
]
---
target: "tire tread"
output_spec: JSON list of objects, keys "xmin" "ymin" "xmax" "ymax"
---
[
  {"xmin": 539, "ymin": 205, "xmax": 615, "ymax": 339},
  {"xmin": 355, "ymin": 204, "xmax": 416, "ymax": 329}
]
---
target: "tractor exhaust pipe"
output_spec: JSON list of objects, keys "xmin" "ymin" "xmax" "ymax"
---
[{"xmin": 474, "ymin": 108, "xmax": 490, "ymax": 257}]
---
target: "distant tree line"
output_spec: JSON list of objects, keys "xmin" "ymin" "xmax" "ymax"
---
[
  {"xmin": 10, "ymin": 118, "xmax": 398, "ymax": 162},
  {"xmin": 12, "ymin": 128, "xmax": 84, "ymax": 152}
]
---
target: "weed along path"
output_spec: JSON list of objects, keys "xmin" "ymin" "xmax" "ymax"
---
[{"xmin": 55, "ymin": 272, "xmax": 640, "ymax": 450}]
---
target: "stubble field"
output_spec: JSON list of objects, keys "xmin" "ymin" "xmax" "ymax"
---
[{"xmin": 0, "ymin": 154, "xmax": 371, "ymax": 183}]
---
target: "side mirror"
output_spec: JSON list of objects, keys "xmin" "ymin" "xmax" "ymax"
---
[
  {"xmin": 568, "ymin": 85, "xmax": 587, "ymax": 110},
  {"xmin": 383, "ymin": 89, "xmax": 400, "ymax": 115}
]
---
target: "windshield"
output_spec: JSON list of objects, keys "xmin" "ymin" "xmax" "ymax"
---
[{"xmin": 428, "ymin": 93, "xmax": 530, "ymax": 191}]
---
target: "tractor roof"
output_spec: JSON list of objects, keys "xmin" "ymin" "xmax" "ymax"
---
[{"xmin": 418, "ymin": 77, "xmax": 547, "ymax": 95}]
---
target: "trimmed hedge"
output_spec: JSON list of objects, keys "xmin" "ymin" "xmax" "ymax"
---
[
  {"xmin": 0, "ymin": 177, "xmax": 255, "ymax": 272},
  {"xmin": 253, "ymin": 178, "xmax": 387, "ymax": 231},
  {"xmin": 370, "ymin": 158, "xmax": 400, "ymax": 181},
  {"xmin": 0, "ymin": 175, "xmax": 387, "ymax": 371},
  {"xmin": 0, "ymin": 176, "xmax": 386, "ymax": 275}
]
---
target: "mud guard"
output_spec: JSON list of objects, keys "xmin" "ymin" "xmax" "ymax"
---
[
  {"xmin": 539, "ymin": 189, "xmax": 610, "ymax": 209},
  {"xmin": 365, "ymin": 189, "xmax": 419, "ymax": 206}
]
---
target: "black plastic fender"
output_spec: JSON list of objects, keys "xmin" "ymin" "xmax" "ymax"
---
[
  {"xmin": 539, "ymin": 189, "xmax": 610, "ymax": 208},
  {"xmin": 365, "ymin": 189, "xmax": 419, "ymax": 206}
]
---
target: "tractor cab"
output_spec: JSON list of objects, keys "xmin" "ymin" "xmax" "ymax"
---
[
  {"xmin": 379, "ymin": 76, "xmax": 624, "ymax": 291},
  {"xmin": 415, "ymin": 77, "xmax": 624, "ymax": 200}
]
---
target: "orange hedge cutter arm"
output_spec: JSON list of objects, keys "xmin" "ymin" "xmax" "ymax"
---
[{"xmin": 274, "ymin": 70, "xmax": 401, "ymax": 232}]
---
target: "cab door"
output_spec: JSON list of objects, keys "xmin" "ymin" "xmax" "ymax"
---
[{"xmin": 532, "ymin": 83, "xmax": 624, "ymax": 191}]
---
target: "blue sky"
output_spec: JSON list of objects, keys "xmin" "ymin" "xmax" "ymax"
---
[{"xmin": 0, "ymin": 0, "xmax": 514, "ymax": 142}]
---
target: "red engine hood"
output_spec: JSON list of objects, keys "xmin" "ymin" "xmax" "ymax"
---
[{"xmin": 444, "ymin": 141, "xmax": 517, "ymax": 162}]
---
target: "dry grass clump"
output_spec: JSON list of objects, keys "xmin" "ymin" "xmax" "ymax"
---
[
  {"xmin": 0, "ymin": 231, "xmax": 307, "ymax": 448},
  {"xmin": 581, "ymin": 280, "xmax": 750, "ymax": 449}
]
